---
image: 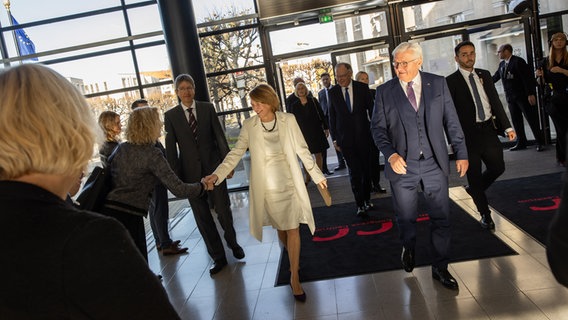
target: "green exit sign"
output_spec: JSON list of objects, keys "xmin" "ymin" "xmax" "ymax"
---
[{"xmin": 319, "ymin": 14, "xmax": 333, "ymax": 23}]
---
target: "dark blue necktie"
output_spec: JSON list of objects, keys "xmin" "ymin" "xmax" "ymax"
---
[{"xmin": 344, "ymin": 87, "xmax": 352, "ymax": 113}]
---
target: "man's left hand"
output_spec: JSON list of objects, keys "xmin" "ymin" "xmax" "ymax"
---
[
  {"xmin": 456, "ymin": 159, "xmax": 469, "ymax": 178},
  {"xmin": 528, "ymin": 95, "xmax": 536, "ymax": 106}
]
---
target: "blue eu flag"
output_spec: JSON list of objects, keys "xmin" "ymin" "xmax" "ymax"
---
[{"xmin": 10, "ymin": 14, "xmax": 38, "ymax": 61}]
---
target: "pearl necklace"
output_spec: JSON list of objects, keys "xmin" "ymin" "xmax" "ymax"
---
[{"xmin": 260, "ymin": 113, "xmax": 277, "ymax": 132}]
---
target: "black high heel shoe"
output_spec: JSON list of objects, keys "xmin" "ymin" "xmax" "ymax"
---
[{"xmin": 290, "ymin": 284, "xmax": 306, "ymax": 302}]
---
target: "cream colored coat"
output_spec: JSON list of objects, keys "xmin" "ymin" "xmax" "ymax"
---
[{"xmin": 213, "ymin": 112, "xmax": 325, "ymax": 241}]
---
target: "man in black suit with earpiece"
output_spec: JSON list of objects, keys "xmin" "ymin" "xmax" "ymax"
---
[
  {"xmin": 493, "ymin": 43, "xmax": 544, "ymax": 151},
  {"xmin": 447, "ymin": 41, "xmax": 516, "ymax": 230}
]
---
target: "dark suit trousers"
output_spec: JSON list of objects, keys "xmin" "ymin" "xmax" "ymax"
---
[
  {"xmin": 370, "ymin": 144, "xmax": 382, "ymax": 188},
  {"xmin": 149, "ymin": 183, "xmax": 172, "ymax": 247},
  {"xmin": 390, "ymin": 157, "xmax": 450, "ymax": 269},
  {"xmin": 508, "ymin": 97, "xmax": 543, "ymax": 145},
  {"xmin": 341, "ymin": 144, "xmax": 371, "ymax": 207},
  {"xmin": 466, "ymin": 124, "xmax": 505, "ymax": 215},
  {"xmin": 188, "ymin": 180, "xmax": 238, "ymax": 262}
]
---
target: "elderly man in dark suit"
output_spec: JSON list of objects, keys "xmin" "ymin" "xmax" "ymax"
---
[
  {"xmin": 316, "ymin": 72, "xmax": 334, "ymax": 175},
  {"xmin": 447, "ymin": 41, "xmax": 517, "ymax": 230},
  {"xmin": 372, "ymin": 42, "xmax": 469, "ymax": 290},
  {"xmin": 329, "ymin": 62, "xmax": 374, "ymax": 217},
  {"xmin": 164, "ymin": 74, "xmax": 244, "ymax": 275},
  {"xmin": 493, "ymin": 43, "xmax": 544, "ymax": 151}
]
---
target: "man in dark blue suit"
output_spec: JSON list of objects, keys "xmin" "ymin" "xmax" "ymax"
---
[
  {"xmin": 371, "ymin": 42, "xmax": 469, "ymax": 290},
  {"xmin": 447, "ymin": 41, "xmax": 516, "ymax": 230},
  {"xmin": 328, "ymin": 62, "xmax": 374, "ymax": 217},
  {"xmin": 317, "ymin": 72, "xmax": 336, "ymax": 175}
]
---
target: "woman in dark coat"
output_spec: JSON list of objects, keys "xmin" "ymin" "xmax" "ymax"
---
[
  {"xmin": 536, "ymin": 32, "xmax": 568, "ymax": 166},
  {"xmin": 290, "ymin": 82, "xmax": 330, "ymax": 183}
]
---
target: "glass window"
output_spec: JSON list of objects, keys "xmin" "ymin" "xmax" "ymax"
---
[
  {"xmin": 540, "ymin": 0, "xmax": 568, "ymax": 14},
  {"xmin": 200, "ymin": 28, "xmax": 263, "ymax": 73},
  {"xmin": 134, "ymin": 45, "xmax": 172, "ymax": 85},
  {"xmin": 48, "ymin": 51, "xmax": 137, "ymax": 93},
  {"xmin": 127, "ymin": 4, "xmax": 163, "ymax": 35},
  {"xmin": 193, "ymin": 0, "xmax": 256, "ymax": 24},
  {"xmin": 278, "ymin": 54, "xmax": 333, "ymax": 97},
  {"xmin": 418, "ymin": 36, "xmax": 462, "ymax": 77},
  {"xmin": 3, "ymin": 11, "xmax": 127, "ymax": 58},
  {"xmin": 206, "ymin": 68, "xmax": 266, "ymax": 114},
  {"xmin": 270, "ymin": 11, "xmax": 388, "ymax": 56},
  {"xmin": 335, "ymin": 45, "xmax": 393, "ymax": 87},
  {"xmin": 2, "ymin": 0, "xmax": 121, "ymax": 23},
  {"xmin": 402, "ymin": 1, "xmax": 510, "ymax": 32}
]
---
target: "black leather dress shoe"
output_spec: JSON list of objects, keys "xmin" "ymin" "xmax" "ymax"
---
[
  {"xmin": 509, "ymin": 144, "xmax": 527, "ymax": 151},
  {"xmin": 323, "ymin": 169, "xmax": 334, "ymax": 175},
  {"xmin": 401, "ymin": 247, "xmax": 415, "ymax": 272},
  {"xmin": 356, "ymin": 206, "xmax": 368, "ymax": 218},
  {"xmin": 232, "ymin": 246, "xmax": 245, "ymax": 259},
  {"xmin": 432, "ymin": 267, "xmax": 459, "ymax": 290},
  {"xmin": 209, "ymin": 259, "xmax": 228, "ymax": 275},
  {"xmin": 334, "ymin": 164, "xmax": 347, "ymax": 171},
  {"xmin": 364, "ymin": 200, "xmax": 374, "ymax": 211},
  {"xmin": 480, "ymin": 213, "xmax": 495, "ymax": 230},
  {"xmin": 536, "ymin": 144, "xmax": 545, "ymax": 152},
  {"xmin": 372, "ymin": 185, "xmax": 387, "ymax": 193}
]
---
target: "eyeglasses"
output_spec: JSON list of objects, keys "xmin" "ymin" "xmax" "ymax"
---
[
  {"xmin": 392, "ymin": 58, "xmax": 418, "ymax": 69},
  {"xmin": 177, "ymin": 86, "xmax": 194, "ymax": 92}
]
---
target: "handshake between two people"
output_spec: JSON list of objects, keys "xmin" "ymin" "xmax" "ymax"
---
[{"xmin": 200, "ymin": 170, "xmax": 234, "ymax": 191}]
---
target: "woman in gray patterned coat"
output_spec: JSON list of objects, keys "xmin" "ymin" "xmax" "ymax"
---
[{"xmin": 101, "ymin": 106, "xmax": 210, "ymax": 261}]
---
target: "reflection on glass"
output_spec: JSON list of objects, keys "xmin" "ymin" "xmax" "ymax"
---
[{"xmin": 270, "ymin": 11, "xmax": 388, "ymax": 56}]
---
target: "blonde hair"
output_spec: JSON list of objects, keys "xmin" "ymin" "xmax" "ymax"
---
[
  {"xmin": 98, "ymin": 111, "xmax": 120, "ymax": 142},
  {"xmin": 249, "ymin": 84, "xmax": 280, "ymax": 113},
  {"xmin": 0, "ymin": 64, "xmax": 98, "ymax": 179},
  {"xmin": 547, "ymin": 33, "xmax": 568, "ymax": 69},
  {"xmin": 126, "ymin": 106, "xmax": 161, "ymax": 144}
]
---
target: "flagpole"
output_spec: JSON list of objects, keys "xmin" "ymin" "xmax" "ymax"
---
[{"xmin": 3, "ymin": 0, "xmax": 21, "ymax": 62}]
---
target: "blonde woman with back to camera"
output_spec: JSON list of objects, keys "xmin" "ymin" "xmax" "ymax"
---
[
  {"xmin": 100, "ymin": 106, "xmax": 210, "ymax": 262},
  {"xmin": 0, "ymin": 64, "xmax": 181, "ymax": 319},
  {"xmin": 204, "ymin": 84, "xmax": 328, "ymax": 302}
]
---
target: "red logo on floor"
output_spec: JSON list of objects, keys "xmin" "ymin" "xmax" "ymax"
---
[
  {"xmin": 312, "ymin": 213, "xmax": 430, "ymax": 242},
  {"xmin": 518, "ymin": 196, "xmax": 561, "ymax": 212}
]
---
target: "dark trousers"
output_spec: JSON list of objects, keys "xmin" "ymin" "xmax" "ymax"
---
[
  {"xmin": 547, "ymin": 102, "xmax": 568, "ymax": 163},
  {"xmin": 508, "ymin": 97, "xmax": 544, "ymax": 145},
  {"xmin": 103, "ymin": 208, "xmax": 148, "ymax": 262},
  {"xmin": 149, "ymin": 183, "xmax": 172, "ymax": 248},
  {"xmin": 188, "ymin": 180, "xmax": 239, "ymax": 262},
  {"xmin": 390, "ymin": 157, "xmax": 450, "ymax": 269},
  {"xmin": 370, "ymin": 144, "xmax": 382, "ymax": 188},
  {"xmin": 322, "ymin": 148, "xmax": 329, "ymax": 172},
  {"xmin": 341, "ymin": 144, "xmax": 371, "ymax": 207},
  {"xmin": 466, "ymin": 125, "xmax": 505, "ymax": 215}
]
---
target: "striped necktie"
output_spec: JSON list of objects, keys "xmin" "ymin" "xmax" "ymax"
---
[{"xmin": 187, "ymin": 108, "xmax": 198, "ymax": 142}]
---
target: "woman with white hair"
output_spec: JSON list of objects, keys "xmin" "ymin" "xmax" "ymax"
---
[{"xmin": 0, "ymin": 64, "xmax": 181, "ymax": 318}]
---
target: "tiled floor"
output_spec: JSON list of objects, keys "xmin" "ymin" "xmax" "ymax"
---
[{"xmin": 148, "ymin": 145, "xmax": 568, "ymax": 320}]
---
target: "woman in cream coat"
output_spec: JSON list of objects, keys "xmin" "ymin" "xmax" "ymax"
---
[{"xmin": 205, "ymin": 84, "xmax": 328, "ymax": 302}]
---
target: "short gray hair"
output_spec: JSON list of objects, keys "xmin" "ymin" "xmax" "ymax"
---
[{"xmin": 392, "ymin": 42, "xmax": 423, "ymax": 60}]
